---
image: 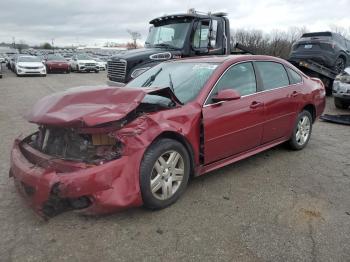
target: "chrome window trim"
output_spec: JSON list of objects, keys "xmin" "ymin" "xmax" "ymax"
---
[{"xmin": 203, "ymin": 60, "xmax": 304, "ymax": 107}]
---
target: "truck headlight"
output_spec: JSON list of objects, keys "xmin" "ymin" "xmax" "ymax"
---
[{"xmin": 131, "ymin": 67, "xmax": 151, "ymax": 79}]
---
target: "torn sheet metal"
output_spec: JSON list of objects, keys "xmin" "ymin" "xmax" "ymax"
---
[
  {"xmin": 11, "ymin": 98, "xmax": 202, "ymax": 218},
  {"xmin": 320, "ymin": 114, "xmax": 350, "ymax": 125}
]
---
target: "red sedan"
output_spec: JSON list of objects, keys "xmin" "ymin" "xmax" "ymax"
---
[
  {"xmin": 45, "ymin": 54, "xmax": 70, "ymax": 73},
  {"xmin": 10, "ymin": 55, "xmax": 326, "ymax": 218}
]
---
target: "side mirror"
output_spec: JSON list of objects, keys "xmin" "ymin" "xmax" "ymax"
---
[{"xmin": 212, "ymin": 89, "xmax": 241, "ymax": 103}]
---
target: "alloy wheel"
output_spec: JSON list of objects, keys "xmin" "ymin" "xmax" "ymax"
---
[
  {"xmin": 295, "ymin": 116, "xmax": 311, "ymax": 146},
  {"xmin": 150, "ymin": 150, "xmax": 185, "ymax": 200},
  {"xmin": 335, "ymin": 58, "xmax": 345, "ymax": 74}
]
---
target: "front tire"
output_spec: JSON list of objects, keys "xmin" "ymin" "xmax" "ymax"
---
[
  {"xmin": 140, "ymin": 138, "xmax": 190, "ymax": 210},
  {"xmin": 289, "ymin": 110, "xmax": 313, "ymax": 150}
]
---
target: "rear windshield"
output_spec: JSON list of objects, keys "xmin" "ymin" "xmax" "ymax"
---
[{"xmin": 301, "ymin": 32, "xmax": 332, "ymax": 38}]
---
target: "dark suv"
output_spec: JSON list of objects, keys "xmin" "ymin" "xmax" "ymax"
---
[{"xmin": 289, "ymin": 32, "xmax": 350, "ymax": 73}]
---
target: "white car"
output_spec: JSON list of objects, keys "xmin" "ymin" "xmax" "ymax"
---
[
  {"xmin": 70, "ymin": 54, "xmax": 99, "ymax": 73},
  {"xmin": 14, "ymin": 56, "xmax": 46, "ymax": 77},
  {"xmin": 94, "ymin": 58, "xmax": 107, "ymax": 71}
]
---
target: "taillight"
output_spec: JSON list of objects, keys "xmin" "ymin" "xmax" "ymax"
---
[{"xmin": 320, "ymin": 42, "xmax": 335, "ymax": 50}]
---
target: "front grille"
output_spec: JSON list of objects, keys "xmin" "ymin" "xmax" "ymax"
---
[
  {"xmin": 107, "ymin": 59, "xmax": 127, "ymax": 81},
  {"xmin": 85, "ymin": 63, "xmax": 96, "ymax": 67},
  {"xmin": 25, "ymin": 66, "xmax": 39, "ymax": 69}
]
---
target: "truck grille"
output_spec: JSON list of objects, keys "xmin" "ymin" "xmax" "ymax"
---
[{"xmin": 107, "ymin": 60, "xmax": 127, "ymax": 81}]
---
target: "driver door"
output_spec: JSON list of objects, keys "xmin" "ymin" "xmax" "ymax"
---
[{"xmin": 202, "ymin": 62, "xmax": 265, "ymax": 164}]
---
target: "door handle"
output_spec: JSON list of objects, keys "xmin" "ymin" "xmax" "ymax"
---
[
  {"xmin": 291, "ymin": 91, "xmax": 299, "ymax": 97},
  {"xmin": 250, "ymin": 101, "xmax": 263, "ymax": 109}
]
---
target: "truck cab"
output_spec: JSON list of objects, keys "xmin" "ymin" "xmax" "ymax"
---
[{"xmin": 107, "ymin": 10, "xmax": 231, "ymax": 86}]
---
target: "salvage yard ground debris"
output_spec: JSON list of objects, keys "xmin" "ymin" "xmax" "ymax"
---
[{"xmin": 0, "ymin": 68, "xmax": 349, "ymax": 261}]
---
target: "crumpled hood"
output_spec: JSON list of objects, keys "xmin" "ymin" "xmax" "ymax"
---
[{"xmin": 26, "ymin": 86, "xmax": 179, "ymax": 127}]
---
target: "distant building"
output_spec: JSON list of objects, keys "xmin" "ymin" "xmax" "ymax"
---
[
  {"xmin": 0, "ymin": 46, "xmax": 18, "ymax": 55},
  {"xmin": 76, "ymin": 46, "xmax": 127, "ymax": 52}
]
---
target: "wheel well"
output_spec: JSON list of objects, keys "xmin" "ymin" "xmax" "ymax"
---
[
  {"xmin": 154, "ymin": 131, "xmax": 196, "ymax": 177},
  {"xmin": 302, "ymin": 104, "xmax": 316, "ymax": 123}
]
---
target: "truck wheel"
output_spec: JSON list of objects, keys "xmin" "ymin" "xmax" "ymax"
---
[
  {"xmin": 334, "ymin": 57, "xmax": 345, "ymax": 74},
  {"xmin": 140, "ymin": 138, "xmax": 190, "ymax": 210},
  {"xmin": 288, "ymin": 110, "xmax": 313, "ymax": 150},
  {"xmin": 334, "ymin": 97, "xmax": 349, "ymax": 109},
  {"xmin": 95, "ymin": 69, "xmax": 99, "ymax": 73}
]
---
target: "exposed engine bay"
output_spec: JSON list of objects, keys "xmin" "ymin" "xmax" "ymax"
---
[{"xmin": 26, "ymin": 127, "xmax": 122, "ymax": 164}]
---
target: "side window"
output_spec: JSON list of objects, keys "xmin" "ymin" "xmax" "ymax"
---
[
  {"xmin": 255, "ymin": 62, "xmax": 289, "ymax": 90},
  {"xmin": 193, "ymin": 20, "xmax": 210, "ymax": 49},
  {"xmin": 286, "ymin": 67, "xmax": 302, "ymax": 84},
  {"xmin": 207, "ymin": 62, "xmax": 257, "ymax": 103}
]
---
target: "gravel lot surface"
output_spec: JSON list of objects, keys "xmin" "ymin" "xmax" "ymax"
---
[{"xmin": 0, "ymin": 66, "xmax": 349, "ymax": 262}]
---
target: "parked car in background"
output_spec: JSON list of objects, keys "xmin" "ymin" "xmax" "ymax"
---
[
  {"xmin": 14, "ymin": 55, "xmax": 46, "ymax": 77},
  {"xmin": 94, "ymin": 58, "xmax": 107, "ymax": 71},
  {"xmin": 45, "ymin": 54, "xmax": 70, "ymax": 73},
  {"xmin": 70, "ymin": 53, "xmax": 99, "ymax": 73},
  {"xmin": 8, "ymin": 55, "xmax": 17, "ymax": 70},
  {"xmin": 289, "ymin": 32, "xmax": 350, "ymax": 74},
  {"xmin": 333, "ymin": 67, "xmax": 350, "ymax": 109},
  {"xmin": 0, "ymin": 54, "xmax": 5, "ymax": 63},
  {"xmin": 9, "ymin": 55, "xmax": 325, "ymax": 217}
]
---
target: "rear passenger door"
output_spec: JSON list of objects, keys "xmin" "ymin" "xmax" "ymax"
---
[{"xmin": 254, "ymin": 61, "xmax": 300, "ymax": 144}]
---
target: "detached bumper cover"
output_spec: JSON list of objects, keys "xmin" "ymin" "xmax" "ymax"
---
[{"xmin": 10, "ymin": 139, "xmax": 143, "ymax": 217}]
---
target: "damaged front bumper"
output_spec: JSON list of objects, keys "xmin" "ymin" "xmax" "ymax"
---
[{"xmin": 10, "ymin": 138, "xmax": 143, "ymax": 218}]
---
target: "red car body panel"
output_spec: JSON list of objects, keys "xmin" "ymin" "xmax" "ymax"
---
[{"xmin": 9, "ymin": 55, "xmax": 326, "ymax": 218}]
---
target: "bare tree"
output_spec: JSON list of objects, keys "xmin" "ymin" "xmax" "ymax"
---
[
  {"xmin": 231, "ymin": 26, "xmax": 311, "ymax": 59},
  {"xmin": 127, "ymin": 30, "xmax": 141, "ymax": 49},
  {"xmin": 329, "ymin": 25, "xmax": 350, "ymax": 38}
]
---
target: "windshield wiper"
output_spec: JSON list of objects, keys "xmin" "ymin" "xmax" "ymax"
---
[
  {"xmin": 142, "ymin": 68, "xmax": 163, "ymax": 87},
  {"xmin": 168, "ymin": 73, "xmax": 175, "ymax": 93}
]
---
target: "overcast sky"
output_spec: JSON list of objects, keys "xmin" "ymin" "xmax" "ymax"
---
[{"xmin": 1, "ymin": 0, "xmax": 349, "ymax": 46}]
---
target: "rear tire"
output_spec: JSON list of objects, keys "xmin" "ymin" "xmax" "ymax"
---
[
  {"xmin": 140, "ymin": 138, "xmax": 190, "ymax": 210},
  {"xmin": 334, "ymin": 97, "xmax": 349, "ymax": 109},
  {"xmin": 334, "ymin": 57, "xmax": 345, "ymax": 74},
  {"xmin": 289, "ymin": 110, "xmax": 313, "ymax": 150}
]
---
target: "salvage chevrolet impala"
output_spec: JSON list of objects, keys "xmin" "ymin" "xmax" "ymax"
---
[{"xmin": 10, "ymin": 55, "xmax": 326, "ymax": 218}]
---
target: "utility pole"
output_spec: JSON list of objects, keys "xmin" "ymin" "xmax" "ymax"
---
[
  {"xmin": 12, "ymin": 36, "xmax": 16, "ymax": 49},
  {"xmin": 51, "ymin": 38, "xmax": 55, "ymax": 53}
]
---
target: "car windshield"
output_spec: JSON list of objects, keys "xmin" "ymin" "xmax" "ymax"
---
[
  {"xmin": 145, "ymin": 21, "xmax": 191, "ymax": 49},
  {"xmin": 18, "ymin": 56, "xmax": 41, "ymax": 62},
  {"xmin": 125, "ymin": 62, "xmax": 218, "ymax": 104},
  {"xmin": 47, "ymin": 54, "xmax": 66, "ymax": 61},
  {"xmin": 76, "ymin": 54, "xmax": 92, "ymax": 60}
]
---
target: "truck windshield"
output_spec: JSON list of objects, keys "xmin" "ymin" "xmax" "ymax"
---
[
  {"xmin": 145, "ymin": 22, "xmax": 191, "ymax": 49},
  {"xmin": 125, "ymin": 62, "xmax": 218, "ymax": 104}
]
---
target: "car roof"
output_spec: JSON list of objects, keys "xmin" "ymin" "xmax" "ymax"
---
[{"xmin": 170, "ymin": 55, "xmax": 287, "ymax": 64}]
